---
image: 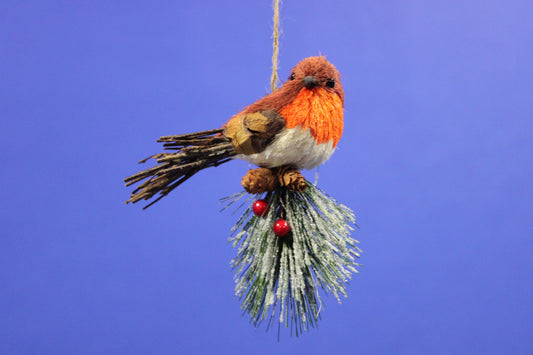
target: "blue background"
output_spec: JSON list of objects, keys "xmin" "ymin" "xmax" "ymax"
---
[{"xmin": 2, "ymin": 1, "xmax": 532, "ymax": 353}]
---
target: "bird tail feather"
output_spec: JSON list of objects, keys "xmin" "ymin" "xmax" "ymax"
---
[{"xmin": 124, "ymin": 128, "xmax": 236, "ymax": 208}]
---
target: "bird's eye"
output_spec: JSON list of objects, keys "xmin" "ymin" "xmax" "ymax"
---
[
  {"xmin": 326, "ymin": 79, "xmax": 335, "ymax": 88},
  {"xmin": 289, "ymin": 73, "xmax": 295, "ymax": 80}
]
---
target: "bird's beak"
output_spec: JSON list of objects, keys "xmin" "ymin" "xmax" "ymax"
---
[{"xmin": 302, "ymin": 76, "xmax": 318, "ymax": 89}]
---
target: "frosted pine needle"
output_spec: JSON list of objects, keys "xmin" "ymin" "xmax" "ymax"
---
[{"xmin": 225, "ymin": 182, "xmax": 361, "ymax": 336}]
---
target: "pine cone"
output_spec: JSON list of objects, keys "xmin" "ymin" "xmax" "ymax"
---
[
  {"xmin": 278, "ymin": 166, "xmax": 307, "ymax": 192},
  {"xmin": 241, "ymin": 168, "xmax": 279, "ymax": 194}
]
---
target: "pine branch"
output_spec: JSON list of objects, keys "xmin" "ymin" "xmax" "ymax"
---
[{"xmin": 224, "ymin": 182, "xmax": 361, "ymax": 336}]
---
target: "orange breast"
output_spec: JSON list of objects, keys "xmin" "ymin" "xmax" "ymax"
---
[{"xmin": 280, "ymin": 88, "xmax": 344, "ymax": 147}]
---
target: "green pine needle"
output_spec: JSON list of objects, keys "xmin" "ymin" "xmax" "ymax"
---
[{"xmin": 224, "ymin": 181, "xmax": 361, "ymax": 336}]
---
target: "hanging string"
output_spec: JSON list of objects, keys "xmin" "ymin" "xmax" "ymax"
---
[{"xmin": 270, "ymin": 0, "xmax": 280, "ymax": 92}]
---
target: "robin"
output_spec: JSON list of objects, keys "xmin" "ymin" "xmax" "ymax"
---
[{"xmin": 125, "ymin": 56, "xmax": 344, "ymax": 207}]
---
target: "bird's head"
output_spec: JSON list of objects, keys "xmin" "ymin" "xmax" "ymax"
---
[{"xmin": 284, "ymin": 56, "xmax": 344, "ymax": 105}]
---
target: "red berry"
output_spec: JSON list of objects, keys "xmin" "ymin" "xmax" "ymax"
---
[
  {"xmin": 253, "ymin": 199, "xmax": 269, "ymax": 217},
  {"xmin": 273, "ymin": 219, "xmax": 291, "ymax": 237}
]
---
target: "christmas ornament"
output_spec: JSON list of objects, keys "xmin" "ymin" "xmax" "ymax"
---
[
  {"xmin": 124, "ymin": 56, "xmax": 343, "ymax": 206},
  {"xmin": 124, "ymin": 56, "xmax": 361, "ymax": 336}
]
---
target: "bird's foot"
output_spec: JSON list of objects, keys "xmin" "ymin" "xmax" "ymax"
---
[
  {"xmin": 277, "ymin": 166, "xmax": 307, "ymax": 192},
  {"xmin": 241, "ymin": 168, "xmax": 278, "ymax": 194},
  {"xmin": 241, "ymin": 166, "xmax": 307, "ymax": 194}
]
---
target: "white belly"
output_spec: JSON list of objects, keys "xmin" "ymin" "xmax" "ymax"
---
[{"xmin": 237, "ymin": 126, "xmax": 336, "ymax": 170}]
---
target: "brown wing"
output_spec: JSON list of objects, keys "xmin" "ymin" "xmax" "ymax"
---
[{"xmin": 224, "ymin": 109, "xmax": 285, "ymax": 155}]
